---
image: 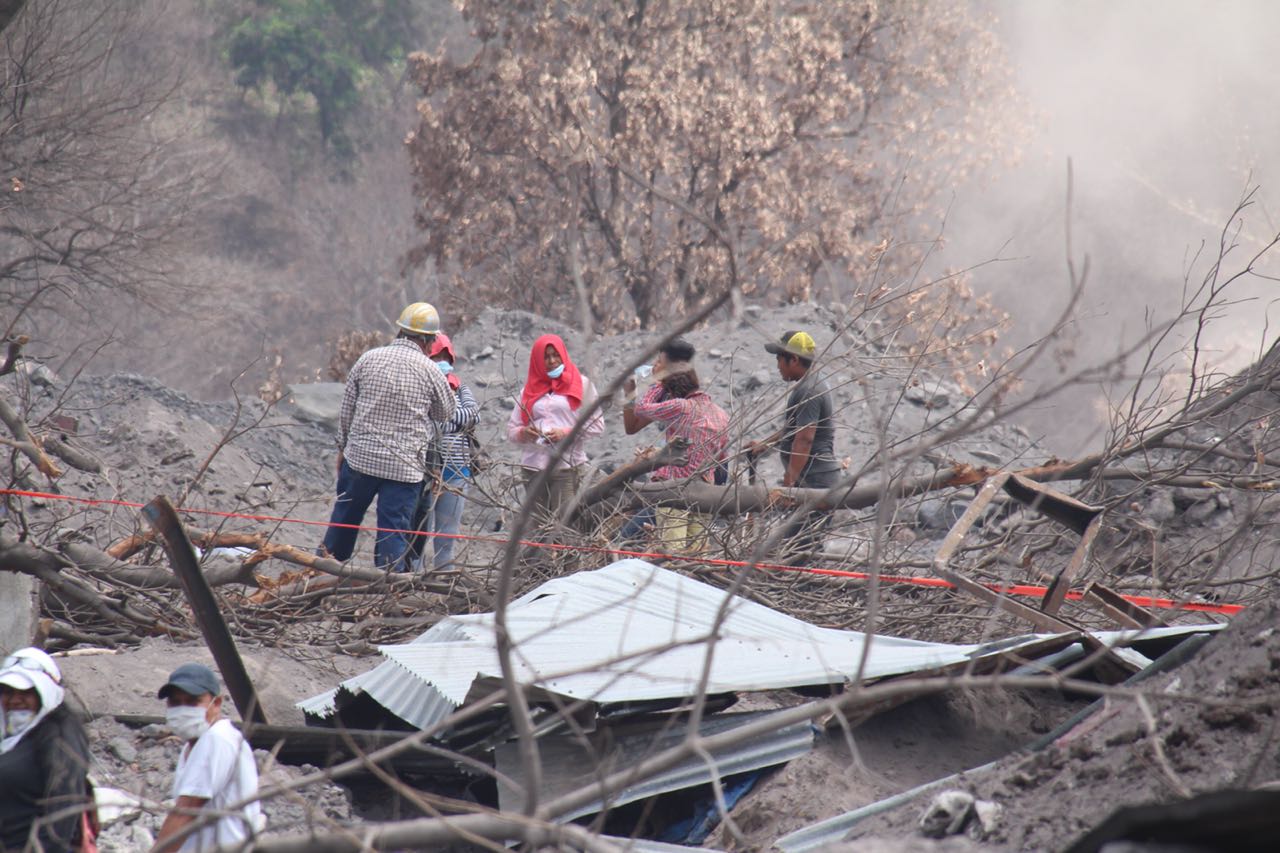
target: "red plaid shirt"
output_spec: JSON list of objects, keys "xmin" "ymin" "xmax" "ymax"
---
[{"xmin": 633, "ymin": 385, "xmax": 730, "ymax": 481}]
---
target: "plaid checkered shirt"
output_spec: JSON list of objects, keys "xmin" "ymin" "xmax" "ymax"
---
[
  {"xmin": 338, "ymin": 338, "xmax": 457, "ymax": 483},
  {"xmin": 632, "ymin": 384, "xmax": 730, "ymax": 481}
]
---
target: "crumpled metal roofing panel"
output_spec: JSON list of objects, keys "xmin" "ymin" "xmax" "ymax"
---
[
  {"xmin": 299, "ymin": 560, "xmax": 1221, "ymax": 730},
  {"xmin": 374, "ymin": 559, "xmax": 1050, "ymax": 707},
  {"xmin": 296, "ymin": 621, "xmax": 489, "ymax": 729}
]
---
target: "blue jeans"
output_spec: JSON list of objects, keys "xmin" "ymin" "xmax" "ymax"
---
[
  {"xmin": 321, "ymin": 461, "xmax": 421, "ymax": 571},
  {"xmin": 409, "ymin": 479, "xmax": 470, "ymax": 571},
  {"xmin": 617, "ymin": 505, "xmax": 657, "ymax": 544}
]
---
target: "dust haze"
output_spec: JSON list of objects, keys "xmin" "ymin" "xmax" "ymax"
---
[{"xmin": 935, "ymin": 0, "xmax": 1280, "ymax": 455}]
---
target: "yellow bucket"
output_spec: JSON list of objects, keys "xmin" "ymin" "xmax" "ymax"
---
[{"xmin": 655, "ymin": 507, "xmax": 709, "ymax": 554}]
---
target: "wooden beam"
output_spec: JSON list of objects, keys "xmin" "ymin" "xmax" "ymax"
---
[
  {"xmin": 143, "ymin": 496, "xmax": 269, "ymax": 725},
  {"xmin": 933, "ymin": 473, "xmax": 1009, "ymax": 570},
  {"xmin": 109, "ymin": 715, "xmax": 473, "ymax": 778},
  {"xmin": 623, "ymin": 464, "xmax": 988, "ymax": 516},
  {"xmin": 1079, "ymin": 587, "xmax": 1145, "ymax": 630},
  {"xmin": 1042, "ymin": 514, "xmax": 1102, "ymax": 615},
  {"xmin": 934, "ymin": 567, "xmax": 1079, "ymax": 634},
  {"xmin": 1083, "ymin": 582, "xmax": 1167, "ymax": 628},
  {"xmin": 1003, "ymin": 473, "xmax": 1102, "ymax": 535}
]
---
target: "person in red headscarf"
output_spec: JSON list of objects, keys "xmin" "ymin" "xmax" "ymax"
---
[
  {"xmin": 408, "ymin": 333, "xmax": 480, "ymax": 571},
  {"xmin": 506, "ymin": 334, "xmax": 605, "ymax": 529}
]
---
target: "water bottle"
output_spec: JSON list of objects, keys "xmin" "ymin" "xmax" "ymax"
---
[{"xmin": 634, "ymin": 364, "xmax": 654, "ymax": 381}]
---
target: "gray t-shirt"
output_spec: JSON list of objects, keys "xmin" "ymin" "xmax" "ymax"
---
[{"xmin": 780, "ymin": 374, "xmax": 839, "ymax": 487}]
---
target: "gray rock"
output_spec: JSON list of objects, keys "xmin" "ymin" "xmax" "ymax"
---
[
  {"xmin": 281, "ymin": 382, "xmax": 345, "ymax": 431},
  {"xmin": 1184, "ymin": 500, "xmax": 1222, "ymax": 526},
  {"xmin": 19, "ymin": 361, "xmax": 59, "ymax": 388},
  {"xmin": 916, "ymin": 497, "xmax": 972, "ymax": 532},
  {"xmin": 970, "ymin": 799, "xmax": 1002, "ymax": 838},
  {"xmin": 904, "ymin": 378, "xmax": 961, "ymax": 410},
  {"xmin": 1172, "ymin": 486, "xmax": 1210, "ymax": 509},
  {"xmin": 919, "ymin": 789, "xmax": 974, "ymax": 838},
  {"xmin": 108, "ymin": 736, "xmax": 138, "ymax": 765},
  {"xmin": 99, "ymin": 822, "xmax": 154, "ymax": 852},
  {"xmin": 742, "ymin": 369, "xmax": 771, "ymax": 392},
  {"xmin": 1145, "ymin": 490, "xmax": 1177, "ymax": 524}
]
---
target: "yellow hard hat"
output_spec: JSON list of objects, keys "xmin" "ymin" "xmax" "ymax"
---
[{"xmin": 396, "ymin": 302, "xmax": 441, "ymax": 336}]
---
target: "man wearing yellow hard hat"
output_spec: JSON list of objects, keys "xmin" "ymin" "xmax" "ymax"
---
[
  {"xmin": 319, "ymin": 302, "xmax": 457, "ymax": 571},
  {"xmin": 748, "ymin": 330, "xmax": 839, "ymax": 563}
]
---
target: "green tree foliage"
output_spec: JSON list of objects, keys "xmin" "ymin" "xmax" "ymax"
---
[{"xmin": 223, "ymin": 0, "xmax": 418, "ymax": 155}]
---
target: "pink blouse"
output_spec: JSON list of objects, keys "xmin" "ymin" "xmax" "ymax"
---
[{"xmin": 506, "ymin": 376, "xmax": 606, "ymax": 471}]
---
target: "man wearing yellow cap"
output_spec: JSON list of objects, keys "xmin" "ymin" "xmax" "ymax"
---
[{"xmin": 749, "ymin": 330, "xmax": 839, "ymax": 561}]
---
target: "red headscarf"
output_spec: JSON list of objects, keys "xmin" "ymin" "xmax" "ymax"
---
[
  {"xmin": 429, "ymin": 333, "xmax": 461, "ymax": 390},
  {"xmin": 520, "ymin": 334, "xmax": 583, "ymax": 423}
]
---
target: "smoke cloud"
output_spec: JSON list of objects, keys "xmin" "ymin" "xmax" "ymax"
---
[{"xmin": 932, "ymin": 0, "xmax": 1280, "ymax": 454}]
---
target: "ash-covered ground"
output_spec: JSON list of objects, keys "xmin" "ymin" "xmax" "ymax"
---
[{"xmin": 5, "ymin": 305, "xmax": 1279, "ymax": 851}]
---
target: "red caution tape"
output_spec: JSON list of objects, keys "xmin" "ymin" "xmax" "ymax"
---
[{"xmin": 0, "ymin": 487, "xmax": 1244, "ymax": 616}]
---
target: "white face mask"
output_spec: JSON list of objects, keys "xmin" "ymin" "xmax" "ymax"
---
[
  {"xmin": 3, "ymin": 709, "xmax": 35, "ymax": 737},
  {"xmin": 546, "ymin": 364, "xmax": 565, "ymax": 379},
  {"xmin": 166, "ymin": 705, "xmax": 211, "ymax": 741},
  {"xmin": 434, "ymin": 360, "xmax": 454, "ymax": 375}
]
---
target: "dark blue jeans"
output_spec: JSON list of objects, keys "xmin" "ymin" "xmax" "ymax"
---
[
  {"xmin": 321, "ymin": 461, "xmax": 421, "ymax": 571},
  {"xmin": 408, "ymin": 479, "xmax": 469, "ymax": 571},
  {"xmin": 617, "ymin": 505, "xmax": 657, "ymax": 544}
]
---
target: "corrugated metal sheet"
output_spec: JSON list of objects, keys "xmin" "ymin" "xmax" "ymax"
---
[
  {"xmin": 296, "ymin": 620, "xmax": 483, "ymax": 730},
  {"xmin": 296, "ymin": 687, "xmax": 337, "ymax": 718},
  {"xmin": 297, "ymin": 559, "xmax": 1223, "ymax": 730},
  {"xmin": 495, "ymin": 709, "xmax": 815, "ymax": 822}
]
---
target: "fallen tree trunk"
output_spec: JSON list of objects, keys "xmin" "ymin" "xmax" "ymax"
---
[
  {"xmin": 0, "ymin": 532, "xmax": 197, "ymax": 639},
  {"xmin": 62, "ymin": 541, "xmax": 256, "ymax": 589},
  {"xmin": 107, "ymin": 526, "xmax": 401, "ymax": 584},
  {"xmin": 572, "ymin": 439, "xmax": 689, "ymax": 514},
  {"xmin": 619, "ymin": 464, "xmax": 985, "ymax": 515}
]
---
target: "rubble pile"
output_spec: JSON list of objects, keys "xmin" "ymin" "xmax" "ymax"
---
[
  {"xmin": 86, "ymin": 715, "xmax": 353, "ymax": 853},
  {"xmin": 844, "ymin": 597, "xmax": 1280, "ymax": 850}
]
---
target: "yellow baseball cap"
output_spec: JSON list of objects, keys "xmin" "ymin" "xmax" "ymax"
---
[{"xmin": 764, "ymin": 330, "xmax": 816, "ymax": 359}]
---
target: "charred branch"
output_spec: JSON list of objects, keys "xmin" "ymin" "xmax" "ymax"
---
[
  {"xmin": 0, "ymin": 390, "xmax": 61, "ymax": 477},
  {"xmin": 42, "ymin": 435, "xmax": 102, "ymax": 473},
  {"xmin": 572, "ymin": 438, "xmax": 689, "ymax": 513},
  {"xmin": 0, "ymin": 334, "xmax": 28, "ymax": 375}
]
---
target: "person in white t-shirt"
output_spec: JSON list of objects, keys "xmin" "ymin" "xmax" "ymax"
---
[{"xmin": 152, "ymin": 664, "xmax": 262, "ymax": 853}]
